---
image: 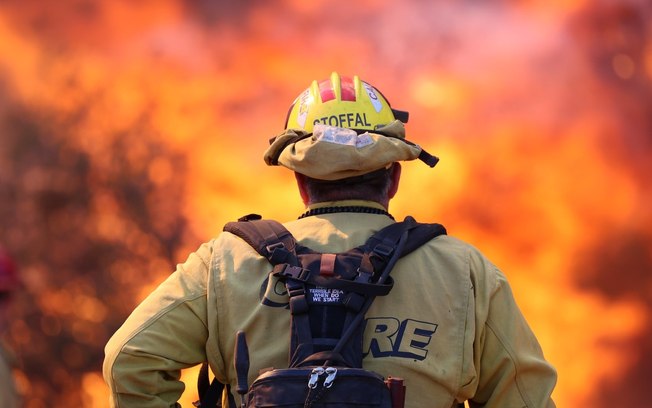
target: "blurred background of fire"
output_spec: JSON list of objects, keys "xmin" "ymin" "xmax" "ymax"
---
[{"xmin": 0, "ymin": 0, "xmax": 650, "ymax": 406}]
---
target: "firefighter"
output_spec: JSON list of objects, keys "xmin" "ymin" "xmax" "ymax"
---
[
  {"xmin": 104, "ymin": 72, "xmax": 557, "ymax": 407},
  {"xmin": 0, "ymin": 247, "xmax": 22, "ymax": 408}
]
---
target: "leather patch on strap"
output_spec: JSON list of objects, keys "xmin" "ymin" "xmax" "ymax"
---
[{"xmin": 319, "ymin": 254, "xmax": 336, "ymax": 276}]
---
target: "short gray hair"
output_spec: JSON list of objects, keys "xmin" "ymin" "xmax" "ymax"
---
[{"xmin": 302, "ymin": 167, "xmax": 393, "ymax": 205}]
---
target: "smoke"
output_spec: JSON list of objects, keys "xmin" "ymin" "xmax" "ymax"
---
[{"xmin": 0, "ymin": 0, "xmax": 651, "ymax": 406}]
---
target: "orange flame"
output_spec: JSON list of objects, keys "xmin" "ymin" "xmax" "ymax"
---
[{"xmin": 1, "ymin": 1, "xmax": 651, "ymax": 407}]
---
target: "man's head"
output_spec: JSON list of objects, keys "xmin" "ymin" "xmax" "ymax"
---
[
  {"xmin": 264, "ymin": 72, "xmax": 438, "ymax": 207},
  {"xmin": 295, "ymin": 163, "xmax": 402, "ymax": 208}
]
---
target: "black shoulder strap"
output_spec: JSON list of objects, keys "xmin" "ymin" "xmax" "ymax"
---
[
  {"xmin": 360, "ymin": 216, "xmax": 446, "ymax": 275},
  {"xmin": 196, "ymin": 217, "xmax": 296, "ymax": 408},
  {"xmin": 366, "ymin": 216, "xmax": 446, "ymax": 254},
  {"xmin": 400, "ymin": 218, "xmax": 447, "ymax": 255},
  {"xmin": 224, "ymin": 214, "xmax": 446, "ymax": 267},
  {"xmin": 224, "ymin": 217, "xmax": 301, "ymax": 265},
  {"xmin": 323, "ymin": 216, "xmax": 446, "ymax": 365},
  {"xmin": 221, "ymin": 216, "xmax": 447, "ymax": 300}
]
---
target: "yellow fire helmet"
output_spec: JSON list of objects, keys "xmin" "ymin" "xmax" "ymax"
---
[
  {"xmin": 265, "ymin": 72, "xmax": 439, "ymax": 181},
  {"xmin": 284, "ymin": 72, "xmax": 408, "ymax": 133}
]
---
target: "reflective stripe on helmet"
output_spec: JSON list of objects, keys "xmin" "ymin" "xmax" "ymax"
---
[{"xmin": 284, "ymin": 72, "xmax": 406, "ymax": 133}]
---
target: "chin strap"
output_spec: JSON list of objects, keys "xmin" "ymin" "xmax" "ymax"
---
[
  {"xmin": 418, "ymin": 149, "xmax": 439, "ymax": 167},
  {"xmin": 369, "ymin": 129, "xmax": 439, "ymax": 169}
]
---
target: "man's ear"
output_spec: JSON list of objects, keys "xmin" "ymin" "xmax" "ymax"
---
[
  {"xmin": 388, "ymin": 163, "xmax": 401, "ymax": 199},
  {"xmin": 295, "ymin": 172, "xmax": 310, "ymax": 206}
]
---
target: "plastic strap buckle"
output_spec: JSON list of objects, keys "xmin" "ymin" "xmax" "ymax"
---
[
  {"xmin": 265, "ymin": 241, "xmax": 285, "ymax": 256},
  {"xmin": 276, "ymin": 265, "xmax": 311, "ymax": 281},
  {"xmin": 373, "ymin": 243, "xmax": 394, "ymax": 257}
]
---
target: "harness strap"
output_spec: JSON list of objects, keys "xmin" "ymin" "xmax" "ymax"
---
[
  {"xmin": 224, "ymin": 217, "xmax": 297, "ymax": 263},
  {"xmin": 195, "ymin": 362, "xmax": 236, "ymax": 408},
  {"xmin": 332, "ymin": 217, "xmax": 447, "ymax": 363},
  {"xmin": 286, "ymin": 278, "xmax": 314, "ymax": 351},
  {"xmin": 331, "ymin": 219, "xmax": 414, "ymax": 362},
  {"xmin": 364, "ymin": 216, "xmax": 446, "ymax": 272},
  {"xmin": 271, "ymin": 264, "xmax": 394, "ymax": 296}
]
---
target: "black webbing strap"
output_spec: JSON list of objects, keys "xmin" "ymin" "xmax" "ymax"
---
[
  {"xmin": 225, "ymin": 217, "xmax": 317, "ymax": 366},
  {"xmin": 195, "ymin": 362, "xmax": 236, "ymax": 408},
  {"xmin": 364, "ymin": 216, "xmax": 446, "ymax": 272},
  {"xmin": 328, "ymin": 220, "xmax": 413, "ymax": 366},
  {"xmin": 224, "ymin": 218, "xmax": 298, "ymax": 263},
  {"xmin": 197, "ymin": 219, "xmax": 301, "ymax": 408},
  {"xmin": 224, "ymin": 215, "xmax": 446, "ymax": 276},
  {"xmin": 271, "ymin": 263, "xmax": 394, "ymax": 296},
  {"xmin": 398, "ymin": 220, "xmax": 447, "ymax": 255},
  {"xmin": 333, "ymin": 216, "xmax": 447, "ymax": 361}
]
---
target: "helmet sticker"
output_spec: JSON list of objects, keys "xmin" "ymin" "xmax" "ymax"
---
[
  {"xmin": 296, "ymin": 89, "xmax": 311, "ymax": 128},
  {"xmin": 362, "ymin": 82, "xmax": 383, "ymax": 113},
  {"xmin": 312, "ymin": 112, "xmax": 372, "ymax": 128},
  {"xmin": 314, "ymin": 124, "xmax": 374, "ymax": 148}
]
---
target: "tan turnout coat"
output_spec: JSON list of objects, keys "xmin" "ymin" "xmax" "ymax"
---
[{"xmin": 104, "ymin": 200, "xmax": 556, "ymax": 408}]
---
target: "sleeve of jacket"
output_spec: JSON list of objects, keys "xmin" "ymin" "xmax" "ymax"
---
[
  {"xmin": 103, "ymin": 242, "xmax": 213, "ymax": 408},
  {"xmin": 469, "ymin": 254, "xmax": 557, "ymax": 408}
]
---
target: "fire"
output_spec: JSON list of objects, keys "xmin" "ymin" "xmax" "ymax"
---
[{"xmin": 0, "ymin": 1, "xmax": 650, "ymax": 407}]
